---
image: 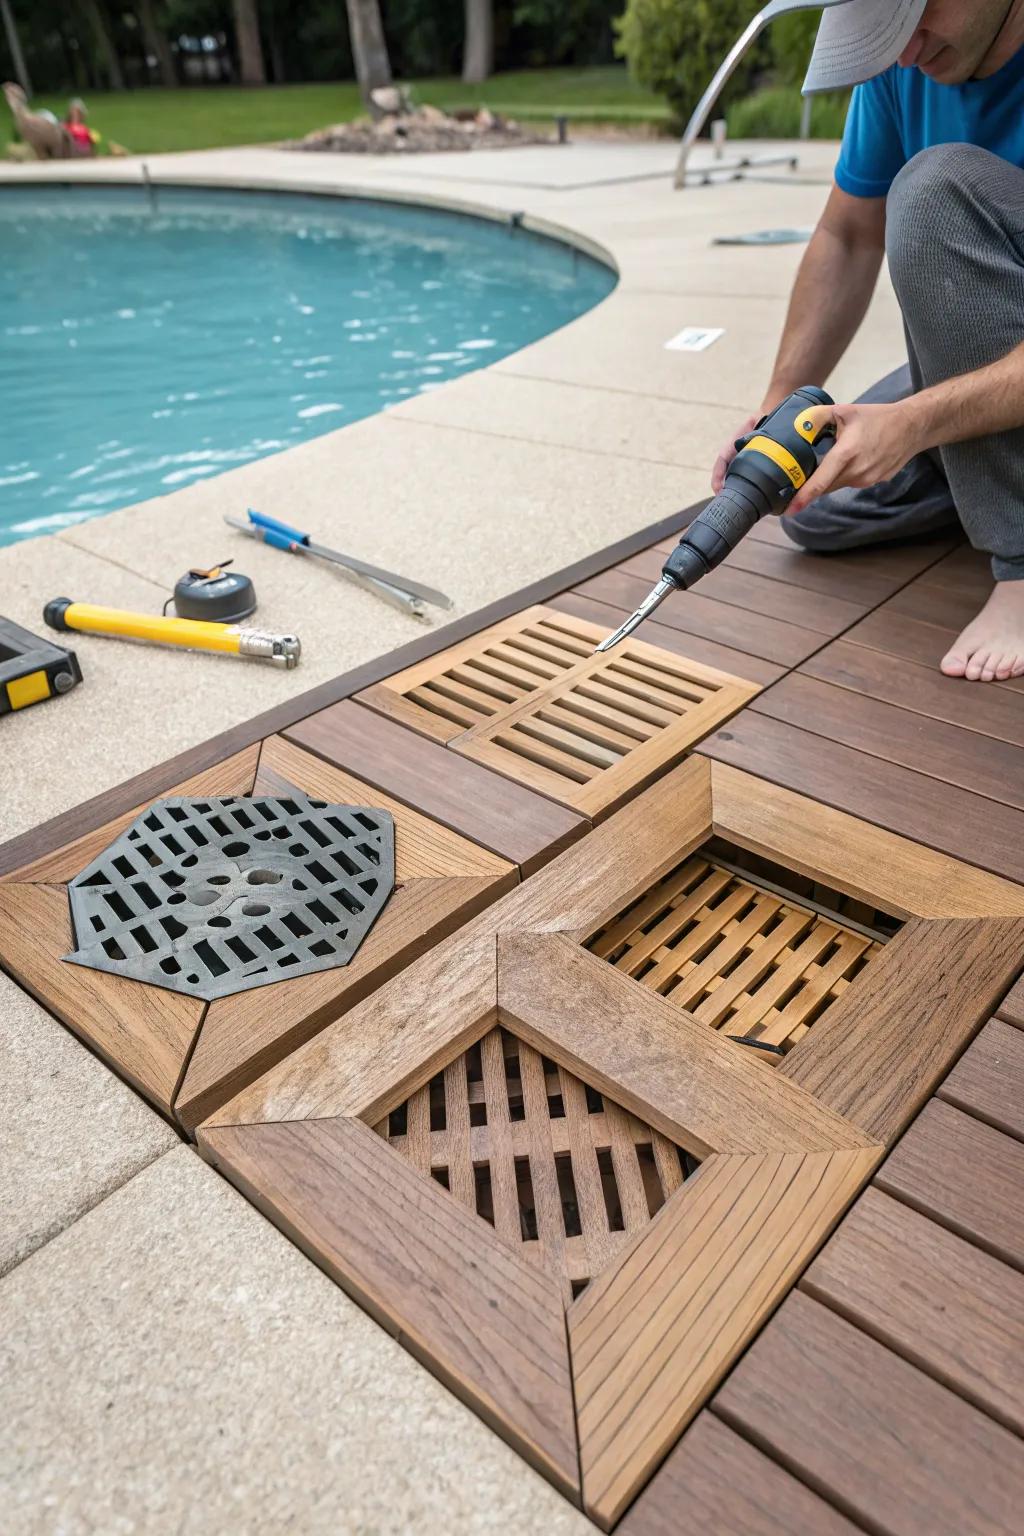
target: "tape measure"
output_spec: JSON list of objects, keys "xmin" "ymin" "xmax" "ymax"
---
[
  {"xmin": 0, "ymin": 616, "xmax": 82, "ymax": 715},
  {"xmin": 170, "ymin": 561, "xmax": 257, "ymax": 623}
]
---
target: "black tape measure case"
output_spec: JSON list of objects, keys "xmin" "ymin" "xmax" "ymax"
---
[{"xmin": 171, "ymin": 562, "xmax": 257, "ymax": 623}]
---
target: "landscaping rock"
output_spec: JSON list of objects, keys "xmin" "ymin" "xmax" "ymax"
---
[{"xmin": 288, "ymin": 102, "xmax": 548, "ymax": 155}]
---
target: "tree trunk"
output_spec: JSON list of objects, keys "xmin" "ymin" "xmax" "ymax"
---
[
  {"xmin": 345, "ymin": 0, "xmax": 391, "ymax": 106},
  {"xmin": 81, "ymin": 0, "xmax": 125, "ymax": 91},
  {"xmin": 137, "ymin": 0, "xmax": 176, "ymax": 87},
  {"xmin": 232, "ymin": 0, "xmax": 266, "ymax": 85},
  {"xmin": 0, "ymin": 0, "xmax": 31, "ymax": 97},
  {"xmin": 462, "ymin": 0, "xmax": 493, "ymax": 84}
]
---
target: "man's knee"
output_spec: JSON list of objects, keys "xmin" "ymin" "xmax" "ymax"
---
[{"xmin": 886, "ymin": 143, "xmax": 1001, "ymax": 285}]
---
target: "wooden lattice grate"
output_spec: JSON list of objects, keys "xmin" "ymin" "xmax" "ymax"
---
[
  {"xmin": 357, "ymin": 606, "xmax": 599, "ymax": 745},
  {"xmin": 375, "ymin": 1026, "xmax": 698, "ymax": 1302},
  {"xmin": 587, "ymin": 848, "xmax": 895, "ymax": 1058}
]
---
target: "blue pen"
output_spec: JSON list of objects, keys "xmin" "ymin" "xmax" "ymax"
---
[{"xmin": 224, "ymin": 511, "xmax": 453, "ymax": 618}]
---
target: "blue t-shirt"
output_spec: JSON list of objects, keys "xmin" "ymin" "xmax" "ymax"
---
[{"xmin": 835, "ymin": 45, "xmax": 1024, "ymax": 198}]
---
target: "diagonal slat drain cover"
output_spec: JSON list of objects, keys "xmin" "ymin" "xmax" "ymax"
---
[{"xmin": 65, "ymin": 795, "xmax": 395, "ymax": 1000}]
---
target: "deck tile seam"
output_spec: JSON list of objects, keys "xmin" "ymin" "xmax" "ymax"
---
[{"xmin": 797, "ymin": 1268, "xmax": 1024, "ymax": 1444}]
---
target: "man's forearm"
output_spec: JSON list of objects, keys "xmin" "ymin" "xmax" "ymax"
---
[
  {"xmin": 762, "ymin": 219, "xmax": 885, "ymax": 412},
  {"xmin": 904, "ymin": 340, "xmax": 1024, "ymax": 448}
]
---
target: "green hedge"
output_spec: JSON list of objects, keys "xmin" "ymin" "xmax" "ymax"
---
[
  {"xmin": 615, "ymin": 0, "xmax": 764, "ymax": 128},
  {"xmin": 727, "ymin": 84, "xmax": 849, "ymax": 139}
]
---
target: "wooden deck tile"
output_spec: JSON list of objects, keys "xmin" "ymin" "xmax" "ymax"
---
[
  {"xmin": 174, "ymin": 735, "xmax": 515, "ymax": 1130},
  {"xmin": 802, "ymin": 639, "xmax": 1024, "ymax": 746},
  {"xmin": 803, "ymin": 1185, "xmax": 1024, "ymax": 1433},
  {"xmin": 842, "ymin": 607, "xmax": 1024, "ymax": 694},
  {"xmin": 618, "ymin": 546, "xmax": 869, "ymax": 635},
  {"xmin": 358, "ymin": 603, "xmax": 760, "ymax": 820},
  {"xmin": 694, "ymin": 526, "xmax": 959, "ymax": 607},
  {"xmin": 715, "ymin": 1290, "xmax": 1024, "ymax": 1536},
  {"xmin": 698, "ymin": 711, "xmax": 1024, "ymax": 885},
  {"xmin": 548, "ymin": 589, "xmax": 786, "ymax": 687},
  {"xmin": 938, "ymin": 1018, "xmax": 1024, "ymax": 1141},
  {"xmin": 617, "ymin": 1411, "xmax": 860, "ymax": 1536},
  {"xmin": 874, "ymin": 1099, "xmax": 1024, "ymax": 1269},
  {"xmin": 751, "ymin": 672, "xmax": 1024, "ymax": 810},
  {"xmin": 283, "ymin": 697, "xmax": 588, "ymax": 876},
  {"xmin": 574, "ymin": 568, "xmax": 825, "ymax": 667}
]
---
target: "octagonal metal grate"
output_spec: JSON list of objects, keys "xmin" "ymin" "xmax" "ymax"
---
[{"xmin": 65, "ymin": 794, "xmax": 395, "ymax": 1000}]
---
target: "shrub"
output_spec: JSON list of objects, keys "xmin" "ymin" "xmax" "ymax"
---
[
  {"xmin": 726, "ymin": 84, "xmax": 850, "ymax": 140},
  {"xmin": 770, "ymin": 9, "xmax": 822, "ymax": 88},
  {"xmin": 615, "ymin": 0, "xmax": 765, "ymax": 129}
]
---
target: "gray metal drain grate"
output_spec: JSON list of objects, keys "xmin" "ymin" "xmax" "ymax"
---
[{"xmin": 65, "ymin": 795, "xmax": 395, "ymax": 1000}]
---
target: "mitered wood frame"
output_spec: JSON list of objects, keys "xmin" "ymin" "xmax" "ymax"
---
[
  {"xmin": 199, "ymin": 756, "xmax": 1024, "ymax": 1527},
  {"xmin": 0, "ymin": 737, "xmax": 514, "ymax": 1123}
]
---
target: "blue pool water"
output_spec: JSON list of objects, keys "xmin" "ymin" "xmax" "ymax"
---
[{"xmin": 0, "ymin": 186, "xmax": 615, "ymax": 546}]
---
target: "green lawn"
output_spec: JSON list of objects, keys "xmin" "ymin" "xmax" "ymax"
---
[{"xmin": 3, "ymin": 68, "xmax": 670, "ymax": 157}]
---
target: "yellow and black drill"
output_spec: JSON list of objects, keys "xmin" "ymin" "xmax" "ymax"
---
[{"xmin": 595, "ymin": 385, "xmax": 837, "ymax": 652}]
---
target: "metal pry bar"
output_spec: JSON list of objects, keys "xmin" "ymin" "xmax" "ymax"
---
[{"xmin": 593, "ymin": 578, "xmax": 676, "ymax": 653}]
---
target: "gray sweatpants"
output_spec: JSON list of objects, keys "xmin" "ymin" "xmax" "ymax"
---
[{"xmin": 784, "ymin": 142, "xmax": 1024, "ymax": 581}]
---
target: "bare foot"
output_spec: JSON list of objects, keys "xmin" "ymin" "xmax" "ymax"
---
[{"xmin": 940, "ymin": 581, "xmax": 1024, "ymax": 681}]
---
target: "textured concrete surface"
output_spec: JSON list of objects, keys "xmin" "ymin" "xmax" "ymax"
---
[
  {"xmin": 0, "ymin": 1146, "xmax": 592, "ymax": 1535},
  {"xmin": 0, "ymin": 973, "xmax": 177, "ymax": 1277},
  {"xmin": 0, "ymin": 137, "xmax": 899, "ymax": 844}
]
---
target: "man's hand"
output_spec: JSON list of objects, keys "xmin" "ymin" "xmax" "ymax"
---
[
  {"xmin": 788, "ymin": 399, "xmax": 925, "ymax": 514},
  {"xmin": 711, "ymin": 416, "xmax": 757, "ymax": 493}
]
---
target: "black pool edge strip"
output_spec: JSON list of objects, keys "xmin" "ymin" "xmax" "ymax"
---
[{"xmin": 0, "ymin": 500, "xmax": 703, "ymax": 878}]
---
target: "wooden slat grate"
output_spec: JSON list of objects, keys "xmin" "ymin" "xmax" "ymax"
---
[
  {"xmin": 357, "ymin": 606, "xmax": 600, "ymax": 745},
  {"xmin": 358, "ymin": 604, "xmax": 759, "ymax": 815},
  {"xmin": 587, "ymin": 853, "xmax": 891, "ymax": 1058},
  {"xmin": 375, "ymin": 1025, "xmax": 697, "ymax": 1304}
]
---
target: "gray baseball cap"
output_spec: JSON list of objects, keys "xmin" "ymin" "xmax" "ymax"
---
[{"xmin": 801, "ymin": 0, "xmax": 928, "ymax": 93}]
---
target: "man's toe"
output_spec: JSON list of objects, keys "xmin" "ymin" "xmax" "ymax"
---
[
  {"xmin": 965, "ymin": 648, "xmax": 991, "ymax": 681},
  {"xmin": 940, "ymin": 646, "xmax": 970, "ymax": 677}
]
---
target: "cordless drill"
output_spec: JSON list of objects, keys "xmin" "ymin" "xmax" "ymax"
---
[{"xmin": 595, "ymin": 385, "xmax": 836, "ymax": 652}]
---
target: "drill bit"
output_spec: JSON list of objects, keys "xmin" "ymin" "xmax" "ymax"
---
[{"xmin": 594, "ymin": 578, "xmax": 676, "ymax": 652}]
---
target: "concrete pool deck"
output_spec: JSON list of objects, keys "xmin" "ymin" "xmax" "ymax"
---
[{"xmin": 0, "ymin": 137, "xmax": 907, "ymax": 1532}]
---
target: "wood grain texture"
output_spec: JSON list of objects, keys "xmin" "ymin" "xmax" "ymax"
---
[
  {"xmin": 803, "ymin": 638, "xmax": 1024, "ymax": 747},
  {"xmin": 547, "ymin": 589, "xmax": 785, "ymax": 687},
  {"xmin": 843, "ymin": 606, "xmax": 1024, "ymax": 695},
  {"xmin": 703, "ymin": 526, "xmax": 958, "ymax": 607},
  {"xmin": 453, "ymin": 638, "xmax": 757, "ymax": 819},
  {"xmin": 200, "ymin": 1116, "xmax": 580, "ymax": 1499},
  {"xmin": 781, "ymin": 916, "xmax": 1024, "ymax": 1145},
  {"xmin": 574, "ymin": 568, "xmax": 824, "ymax": 668},
  {"xmin": 493, "ymin": 754, "xmax": 714, "ymax": 940},
  {"xmin": 619, "ymin": 546, "xmax": 867, "ymax": 635},
  {"xmin": 0, "ymin": 882, "xmax": 202, "ymax": 1112},
  {"xmin": 752, "ymin": 672, "xmax": 1024, "ymax": 811},
  {"xmin": 938, "ymin": 1018, "xmax": 1024, "ymax": 1141},
  {"xmin": 874, "ymin": 1099, "xmax": 1024, "ymax": 1269},
  {"xmin": 175, "ymin": 735, "xmax": 514, "ymax": 1130},
  {"xmin": 0, "ymin": 500, "xmax": 703, "ymax": 882},
  {"xmin": 617, "ymin": 1411, "xmax": 861, "ymax": 1536},
  {"xmin": 0, "ymin": 745, "xmax": 260, "ymax": 884},
  {"xmin": 803, "ymin": 1185, "xmax": 1024, "ymax": 1434},
  {"xmin": 699, "ymin": 711, "xmax": 1024, "ymax": 886},
  {"xmin": 498, "ymin": 934, "xmax": 877, "ymax": 1156},
  {"xmin": 570, "ymin": 1147, "xmax": 879, "ymax": 1529},
  {"xmin": 200, "ymin": 932, "xmax": 499, "ymax": 1131},
  {"xmin": 357, "ymin": 604, "xmax": 601, "ymax": 746},
  {"xmin": 716, "ymin": 1290, "xmax": 1024, "ymax": 1536},
  {"xmin": 283, "ymin": 698, "xmax": 588, "ymax": 876},
  {"xmin": 998, "ymin": 973, "xmax": 1024, "ymax": 1030},
  {"xmin": 710, "ymin": 762, "xmax": 1024, "ymax": 918}
]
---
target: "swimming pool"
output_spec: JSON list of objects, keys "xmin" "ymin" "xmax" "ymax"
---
[{"xmin": 0, "ymin": 185, "xmax": 615, "ymax": 547}]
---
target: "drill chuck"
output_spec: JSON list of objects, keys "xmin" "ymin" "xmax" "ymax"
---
[{"xmin": 593, "ymin": 384, "xmax": 835, "ymax": 653}]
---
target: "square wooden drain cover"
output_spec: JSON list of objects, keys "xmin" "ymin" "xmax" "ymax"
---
[
  {"xmin": 587, "ymin": 845, "xmax": 896, "ymax": 1059},
  {"xmin": 378, "ymin": 1024, "xmax": 697, "ymax": 1304},
  {"xmin": 359, "ymin": 605, "xmax": 759, "ymax": 817}
]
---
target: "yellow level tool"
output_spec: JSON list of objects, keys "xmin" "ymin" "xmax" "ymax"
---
[{"xmin": 44, "ymin": 598, "xmax": 301, "ymax": 669}]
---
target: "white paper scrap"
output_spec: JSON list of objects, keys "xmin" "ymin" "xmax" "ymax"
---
[{"xmin": 664, "ymin": 326, "xmax": 725, "ymax": 353}]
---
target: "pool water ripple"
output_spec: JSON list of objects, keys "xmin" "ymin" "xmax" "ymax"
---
[{"xmin": 0, "ymin": 186, "xmax": 615, "ymax": 546}]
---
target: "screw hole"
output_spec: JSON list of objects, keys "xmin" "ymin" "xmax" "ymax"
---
[
  {"xmin": 246, "ymin": 868, "xmax": 284, "ymax": 886},
  {"xmin": 242, "ymin": 901, "xmax": 271, "ymax": 917}
]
